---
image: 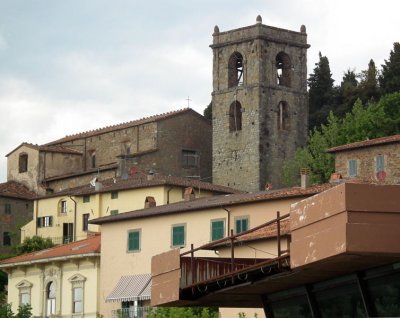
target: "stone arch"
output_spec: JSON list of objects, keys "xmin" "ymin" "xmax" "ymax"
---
[
  {"xmin": 275, "ymin": 52, "xmax": 291, "ymax": 87},
  {"xmin": 229, "ymin": 101, "xmax": 242, "ymax": 132},
  {"xmin": 228, "ymin": 52, "xmax": 244, "ymax": 87},
  {"xmin": 277, "ymin": 101, "xmax": 290, "ymax": 130},
  {"xmin": 46, "ymin": 281, "xmax": 56, "ymax": 316}
]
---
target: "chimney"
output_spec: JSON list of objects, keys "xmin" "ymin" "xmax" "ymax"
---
[
  {"xmin": 184, "ymin": 187, "xmax": 195, "ymax": 201},
  {"xmin": 265, "ymin": 183, "xmax": 272, "ymax": 191},
  {"xmin": 147, "ymin": 170, "xmax": 154, "ymax": 181},
  {"xmin": 300, "ymin": 168, "xmax": 310, "ymax": 189},
  {"xmin": 95, "ymin": 181, "xmax": 103, "ymax": 191},
  {"xmin": 145, "ymin": 196, "xmax": 156, "ymax": 208},
  {"xmin": 330, "ymin": 172, "xmax": 342, "ymax": 183}
]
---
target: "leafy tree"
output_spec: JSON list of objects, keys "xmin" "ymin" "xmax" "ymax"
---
[
  {"xmin": 0, "ymin": 292, "xmax": 32, "ymax": 318},
  {"xmin": 14, "ymin": 236, "xmax": 55, "ymax": 255},
  {"xmin": 308, "ymin": 52, "xmax": 335, "ymax": 129},
  {"xmin": 147, "ymin": 307, "xmax": 219, "ymax": 318},
  {"xmin": 203, "ymin": 102, "xmax": 212, "ymax": 121},
  {"xmin": 379, "ymin": 42, "xmax": 400, "ymax": 95}
]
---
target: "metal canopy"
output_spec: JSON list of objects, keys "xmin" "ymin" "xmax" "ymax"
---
[{"xmin": 106, "ymin": 274, "xmax": 152, "ymax": 303}]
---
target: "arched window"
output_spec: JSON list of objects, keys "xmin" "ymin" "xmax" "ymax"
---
[
  {"xmin": 276, "ymin": 52, "xmax": 291, "ymax": 87},
  {"xmin": 19, "ymin": 153, "xmax": 28, "ymax": 173},
  {"xmin": 277, "ymin": 101, "xmax": 290, "ymax": 130},
  {"xmin": 47, "ymin": 281, "xmax": 56, "ymax": 317},
  {"xmin": 228, "ymin": 52, "xmax": 244, "ymax": 87},
  {"xmin": 229, "ymin": 101, "xmax": 242, "ymax": 132}
]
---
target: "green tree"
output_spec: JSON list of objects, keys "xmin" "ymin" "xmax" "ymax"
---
[
  {"xmin": 203, "ymin": 102, "xmax": 212, "ymax": 121},
  {"xmin": 335, "ymin": 69, "xmax": 359, "ymax": 118},
  {"xmin": 358, "ymin": 59, "xmax": 380, "ymax": 104},
  {"xmin": 379, "ymin": 42, "xmax": 400, "ymax": 95},
  {"xmin": 147, "ymin": 307, "xmax": 219, "ymax": 318},
  {"xmin": 308, "ymin": 52, "xmax": 335, "ymax": 129},
  {"xmin": 14, "ymin": 236, "xmax": 55, "ymax": 255}
]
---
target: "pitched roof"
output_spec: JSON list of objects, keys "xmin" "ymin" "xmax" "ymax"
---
[
  {"xmin": 39, "ymin": 172, "xmax": 242, "ymax": 199},
  {"xmin": 236, "ymin": 219, "xmax": 290, "ymax": 243},
  {"xmin": 0, "ymin": 234, "xmax": 101, "ymax": 268},
  {"xmin": 44, "ymin": 108, "xmax": 205, "ymax": 146},
  {"xmin": 6, "ymin": 142, "xmax": 82, "ymax": 157},
  {"xmin": 90, "ymin": 183, "xmax": 335, "ymax": 225},
  {"xmin": 0, "ymin": 181, "xmax": 37, "ymax": 200},
  {"xmin": 326, "ymin": 135, "xmax": 400, "ymax": 153}
]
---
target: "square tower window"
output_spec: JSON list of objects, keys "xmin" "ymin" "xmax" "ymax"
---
[
  {"xmin": 229, "ymin": 101, "xmax": 242, "ymax": 132},
  {"xmin": 228, "ymin": 52, "xmax": 244, "ymax": 87},
  {"xmin": 19, "ymin": 153, "xmax": 28, "ymax": 173},
  {"xmin": 182, "ymin": 150, "xmax": 199, "ymax": 167}
]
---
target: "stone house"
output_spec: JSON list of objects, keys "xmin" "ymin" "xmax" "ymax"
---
[
  {"xmin": 0, "ymin": 181, "xmax": 36, "ymax": 254},
  {"xmin": 326, "ymin": 135, "xmax": 400, "ymax": 183},
  {"xmin": 6, "ymin": 108, "xmax": 212, "ymax": 195}
]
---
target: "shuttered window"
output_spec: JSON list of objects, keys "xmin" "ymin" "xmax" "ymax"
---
[
  {"xmin": 4, "ymin": 203, "xmax": 11, "ymax": 215},
  {"xmin": 172, "ymin": 225, "xmax": 185, "ymax": 247},
  {"xmin": 349, "ymin": 159, "xmax": 357, "ymax": 177},
  {"xmin": 235, "ymin": 217, "xmax": 249, "ymax": 234},
  {"xmin": 128, "ymin": 230, "xmax": 140, "ymax": 252},
  {"xmin": 211, "ymin": 220, "xmax": 225, "ymax": 241},
  {"xmin": 376, "ymin": 155, "xmax": 384, "ymax": 172}
]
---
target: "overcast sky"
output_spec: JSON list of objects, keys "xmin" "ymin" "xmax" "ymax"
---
[{"xmin": 0, "ymin": 0, "xmax": 399, "ymax": 182}]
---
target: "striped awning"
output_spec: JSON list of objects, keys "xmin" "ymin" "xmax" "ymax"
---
[{"xmin": 105, "ymin": 274, "xmax": 152, "ymax": 303}]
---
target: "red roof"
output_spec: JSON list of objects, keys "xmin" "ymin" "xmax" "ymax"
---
[
  {"xmin": 0, "ymin": 234, "xmax": 101, "ymax": 267},
  {"xmin": 236, "ymin": 219, "xmax": 290, "ymax": 242},
  {"xmin": 0, "ymin": 181, "xmax": 37, "ymax": 200},
  {"xmin": 326, "ymin": 135, "xmax": 400, "ymax": 153},
  {"xmin": 45, "ymin": 108, "xmax": 204, "ymax": 146},
  {"xmin": 6, "ymin": 142, "xmax": 82, "ymax": 157}
]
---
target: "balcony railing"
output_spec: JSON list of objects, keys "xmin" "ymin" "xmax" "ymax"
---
[{"xmin": 111, "ymin": 307, "xmax": 151, "ymax": 318}]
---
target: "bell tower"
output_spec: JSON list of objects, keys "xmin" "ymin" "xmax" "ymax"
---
[{"xmin": 211, "ymin": 16, "xmax": 309, "ymax": 191}]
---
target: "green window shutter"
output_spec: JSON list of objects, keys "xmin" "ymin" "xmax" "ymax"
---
[
  {"xmin": 110, "ymin": 210, "xmax": 119, "ymax": 215},
  {"xmin": 111, "ymin": 192, "xmax": 118, "ymax": 199},
  {"xmin": 49, "ymin": 216, "xmax": 53, "ymax": 227},
  {"xmin": 376, "ymin": 155, "xmax": 384, "ymax": 172},
  {"xmin": 212, "ymin": 221, "xmax": 224, "ymax": 241},
  {"xmin": 172, "ymin": 226, "xmax": 185, "ymax": 246},
  {"xmin": 128, "ymin": 231, "xmax": 140, "ymax": 251},
  {"xmin": 4, "ymin": 203, "xmax": 11, "ymax": 215},
  {"xmin": 83, "ymin": 195, "xmax": 90, "ymax": 203},
  {"xmin": 349, "ymin": 160, "xmax": 357, "ymax": 177},
  {"xmin": 236, "ymin": 218, "xmax": 248, "ymax": 234},
  {"xmin": 37, "ymin": 217, "xmax": 42, "ymax": 228}
]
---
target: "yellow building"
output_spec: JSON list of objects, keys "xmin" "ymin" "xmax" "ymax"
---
[
  {"xmin": 91, "ymin": 184, "xmax": 332, "ymax": 318},
  {"xmin": 0, "ymin": 234, "xmax": 101, "ymax": 317},
  {"xmin": 21, "ymin": 173, "xmax": 240, "ymax": 245}
]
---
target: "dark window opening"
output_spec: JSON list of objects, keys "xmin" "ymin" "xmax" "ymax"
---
[
  {"xmin": 3, "ymin": 232, "xmax": 11, "ymax": 246},
  {"xmin": 228, "ymin": 52, "xmax": 244, "ymax": 87},
  {"xmin": 276, "ymin": 52, "xmax": 291, "ymax": 87},
  {"xmin": 182, "ymin": 150, "xmax": 199, "ymax": 167},
  {"xmin": 91, "ymin": 154, "xmax": 96, "ymax": 168},
  {"xmin": 83, "ymin": 214, "xmax": 89, "ymax": 231},
  {"xmin": 19, "ymin": 153, "xmax": 28, "ymax": 173},
  {"xmin": 229, "ymin": 101, "xmax": 242, "ymax": 132},
  {"xmin": 278, "ymin": 101, "xmax": 290, "ymax": 130},
  {"xmin": 4, "ymin": 203, "xmax": 11, "ymax": 215},
  {"xmin": 111, "ymin": 191, "xmax": 118, "ymax": 199},
  {"xmin": 83, "ymin": 195, "xmax": 90, "ymax": 203}
]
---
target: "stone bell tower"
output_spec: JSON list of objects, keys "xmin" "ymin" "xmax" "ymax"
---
[{"xmin": 211, "ymin": 15, "xmax": 309, "ymax": 191}]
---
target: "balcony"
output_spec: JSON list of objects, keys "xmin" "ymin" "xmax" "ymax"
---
[{"xmin": 111, "ymin": 307, "xmax": 151, "ymax": 318}]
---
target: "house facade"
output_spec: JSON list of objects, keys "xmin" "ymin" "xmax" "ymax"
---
[
  {"xmin": 326, "ymin": 135, "xmax": 400, "ymax": 183},
  {"xmin": 7, "ymin": 108, "xmax": 212, "ymax": 195},
  {"xmin": 0, "ymin": 234, "xmax": 101, "ymax": 318}
]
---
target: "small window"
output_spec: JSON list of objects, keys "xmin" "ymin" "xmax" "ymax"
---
[
  {"xmin": 110, "ymin": 210, "xmax": 118, "ymax": 215},
  {"xmin": 211, "ymin": 220, "xmax": 225, "ymax": 241},
  {"xmin": 20, "ymin": 293, "xmax": 30, "ymax": 306},
  {"xmin": 349, "ymin": 159, "xmax": 357, "ymax": 178},
  {"xmin": 3, "ymin": 232, "xmax": 11, "ymax": 246},
  {"xmin": 19, "ymin": 153, "xmax": 28, "ymax": 173},
  {"xmin": 182, "ymin": 150, "xmax": 198, "ymax": 167},
  {"xmin": 376, "ymin": 155, "xmax": 384, "ymax": 172},
  {"xmin": 228, "ymin": 52, "xmax": 244, "ymax": 87},
  {"xmin": 60, "ymin": 200, "xmax": 67, "ymax": 213},
  {"xmin": 229, "ymin": 101, "xmax": 242, "ymax": 132},
  {"xmin": 91, "ymin": 154, "xmax": 96, "ymax": 168},
  {"xmin": 127, "ymin": 230, "xmax": 141, "ymax": 252},
  {"xmin": 16, "ymin": 280, "xmax": 32, "ymax": 307},
  {"xmin": 4, "ymin": 203, "xmax": 11, "ymax": 215},
  {"xmin": 277, "ymin": 101, "xmax": 290, "ymax": 130},
  {"xmin": 82, "ymin": 214, "xmax": 89, "ymax": 231},
  {"xmin": 37, "ymin": 216, "xmax": 53, "ymax": 228},
  {"xmin": 235, "ymin": 217, "xmax": 249, "ymax": 234},
  {"xmin": 83, "ymin": 195, "xmax": 90, "ymax": 203},
  {"xmin": 73, "ymin": 287, "xmax": 83, "ymax": 313},
  {"xmin": 276, "ymin": 52, "xmax": 291, "ymax": 87},
  {"xmin": 111, "ymin": 191, "xmax": 118, "ymax": 199},
  {"xmin": 172, "ymin": 224, "xmax": 186, "ymax": 247}
]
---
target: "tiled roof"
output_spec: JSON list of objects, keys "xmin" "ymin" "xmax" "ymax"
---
[
  {"xmin": 39, "ymin": 172, "xmax": 242, "ymax": 199},
  {"xmin": 6, "ymin": 142, "xmax": 82, "ymax": 157},
  {"xmin": 326, "ymin": 135, "xmax": 400, "ymax": 153},
  {"xmin": 90, "ymin": 183, "xmax": 335, "ymax": 225},
  {"xmin": 0, "ymin": 234, "xmax": 100, "ymax": 267},
  {"xmin": 45, "ymin": 108, "xmax": 204, "ymax": 146},
  {"xmin": 236, "ymin": 219, "xmax": 290, "ymax": 242},
  {"xmin": 0, "ymin": 181, "xmax": 37, "ymax": 200}
]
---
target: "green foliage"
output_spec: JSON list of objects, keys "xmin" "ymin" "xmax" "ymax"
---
[
  {"xmin": 0, "ymin": 302, "xmax": 32, "ymax": 318},
  {"xmin": 203, "ymin": 102, "xmax": 212, "ymax": 121},
  {"xmin": 15, "ymin": 236, "xmax": 55, "ymax": 255},
  {"xmin": 358, "ymin": 59, "xmax": 380, "ymax": 104},
  {"xmin": 147, "ymin": 307, "xmax": 219, "ymax": 318},
  {"xmin": 379, "ymin": 42, "xmax": 400, "ymax": 95}
]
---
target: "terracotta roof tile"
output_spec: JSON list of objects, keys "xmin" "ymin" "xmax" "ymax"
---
[
  {"xmin": 326, "ymin": 135, "xmax": 400, "ymax": 153},
  {"xmin": 0, "ymin": 181, "xmax": 37, "ymax": 199},
  {"xmin": 0, "ymin": 234, "xmax": 100, "ymax": 267},
  {"xmin": 236, "ymin": 219, "xmax": 290, "ymax": 242},
  {"xmin": 44, "ymin": 108, "xmax": 203, "ymax": 146},
  {"xmin": 90, "ymin": 183, "xmax": 335, "ymax": 225}
]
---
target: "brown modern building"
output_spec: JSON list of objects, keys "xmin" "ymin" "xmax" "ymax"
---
[
  {"xmin": 0, "ymin": 181, "xmax": 36, "ymax": 254},
  {"xmin": 6, "ymin": 108, "xmax": 212, "ymax": 195}
]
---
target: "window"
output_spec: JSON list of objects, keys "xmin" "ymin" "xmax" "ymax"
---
[
  {"xmin": 37, "ymin": 216, "xmax": 53, "ymax": 228},
  {"xmin": 83, "ymin": 195, "xmax": 90, "ymax": 203},
  {"xmin": 172, "ymin": 224, "xmax": 186, "ymax": 247},
  {"xmin": 4, "ymin": 203, "xmax": 11, "ymax": 215},
  {"xmin": 73, "ymin": 287, "xmax": 83, "ymax": 313},
  {"xmin": 46, "ymin": 281, "xmax": 56, "ymax": 317},
  {"xmin": 20, "ymin": 293, "xmax": 30, "ymax": 305},
  {"xmin": 3, "ymin": 232, "xmax": 11, "ymax": 246},
  {"xmin": 19, "ymin": 153, "xmax": 28, "ymax": 173},
  {"xmin": 110, "ymin": 210, "xmax": 118, "ymax": 215},
  {"xmin": 111, "ymin": 191, "xmax": 118, "ymax": 199},
  {"xmin": 376, "ymin": 155, "xmax": 384, "ymax": 172},
  {"xmin": 60, "ymin": 200, "xmax": 67, "ymax": 213},
  {"xmin": 276, "ymin": 52, "xmax": 291, "ymax": 87},
  {"xmin": 235, "ymin": 217, "xmax": 249, "ymax": 234},
  {"xmin": 127, "ymin": 230, "xmax": 141, "ymax": 252},
  {"xmin": 182, "ymin": 150, "xmax": 199, "ymax": 167},
  {"xmin": 277, "ymin": 101, "xmax": 290, "ymax": 130},
  {"xmin": 16, "ymin": 280, "xmax": 32, "ymax": 307},
  {"xmin": 349, "ymin": 159, "xmax": 357, "ymax": 177},
  {"xmin": 229, "ymin": 101, "xmax": 242, "ymax": 132},
  {"xmin": 91, "ymin": 154, "xmax": 96, "ymax": 168},
  {"xmin": 228, "ymin": 52, "xmax": 244, "ymax": 87},
  {"xmin": 82, "ymin": 214, "xmax": 89, "ymax": 231},
  {"xmin": 211, "ymin": 220, "xmax": 225, "ymax": 241}
]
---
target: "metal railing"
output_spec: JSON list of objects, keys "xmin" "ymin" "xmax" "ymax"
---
[{"xmin": 111, "ymin": 307, "xmax": 151, "ymax": 318}]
